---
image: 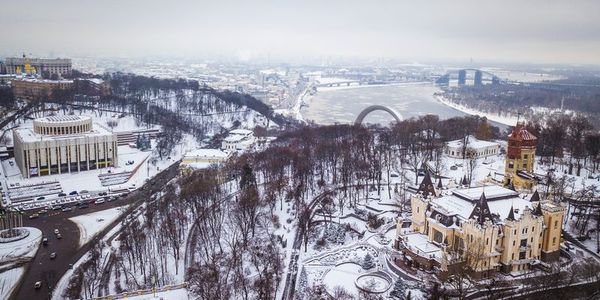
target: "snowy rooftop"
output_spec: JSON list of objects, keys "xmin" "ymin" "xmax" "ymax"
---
[
  {"xmin": 36, "ymin": 115, "xmax": 90, "ymax": 123},
  {"xmin": 184, "ymin": 148, "xmax": 228, "ymax": 159},
  {"xmin": 229, "ymin": 129, "xmax": 253, "ymax": 136},
  {"xmin": 432, "ymin": 186, "xmax": 531, "ymax": 221},
  {"xmin": 402, "ymin": 233, "xmax": 443, "ymax": 259},
  {"xmin": 446, "ymin": 135, "xmax": 499, "ymax": 149},
  {"xmin": 14, "ymin": 123, "xmax": 113, "ymax": 143},
  {"xmin": 453, "ymin": 185, "xmax": 518, "ymax": 202}
]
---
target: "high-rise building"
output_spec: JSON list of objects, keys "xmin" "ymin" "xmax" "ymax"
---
[
  {"xmin": 474, "ymin": 70, "xmax": 482, "ymax": 86},
  {"xmin": 457, "ymin": 69, "xmax": 466, "ymax": 85}
]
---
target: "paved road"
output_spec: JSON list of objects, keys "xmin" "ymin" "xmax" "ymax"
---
[{"xmin": 13, "ymin": 162, "xmax": 181, "ymax": 300}]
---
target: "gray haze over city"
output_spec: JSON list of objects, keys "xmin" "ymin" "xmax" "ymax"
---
[{"xmin": 2, "ymin": 0, "xmax": 600, "ymax": 64}]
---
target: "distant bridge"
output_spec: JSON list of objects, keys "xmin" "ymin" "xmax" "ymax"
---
[
  {"xmin": 436, "ymin": 68, "xmax": 504, "ymax": 86},
  {"xmin": 355, "ymin": 105, "xmax": 403, "ymax": 125}
]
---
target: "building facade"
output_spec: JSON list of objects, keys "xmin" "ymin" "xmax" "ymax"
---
[
  {"xmin": 11, "ymin": 78, "xmax": 73, "ymax": 101},
  {"xmin": 445, "ymin": 135, "xmax": 500, "ymax": 159},
  {"xmin": 4, "ymin": 56, "xmax": 72, "ymax": 76},
  {"xmin": 504, "ymin": 123, "xmax": 538, "ymax": 190},
  {"xmin": 397, "ymin": 176, "xmax": 565, "ymax": 278},
  {"xmin": 13, "ymin": 116, "xmax": 118, "ymax": 178},
  {"xmin": 221, "ymin": 129, "xmax": 255, "ymax": 151}
]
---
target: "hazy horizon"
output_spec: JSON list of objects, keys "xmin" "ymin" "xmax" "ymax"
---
[{"xmin": 2, "ymin": 0, "xmax": 600, "ymax": 65}]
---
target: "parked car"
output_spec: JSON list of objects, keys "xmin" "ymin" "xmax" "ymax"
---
[
  {"xmin": 42, "ymin": 238, "xmax": 48, "ymax": 246},
  {"xmin": 50, "ymin": 252, "xmax": 57, "ymax": 259},
  {"xmin": 94, "ymin": 198, "xmax": 105, "ymax": 205},
  {"xmin": 98, "ymin": 192, "xmax": 107, "ymax": 196},
  {"xmin": 51, "ymin": 205, "xmax": 62, "ymax": 211},
  {"xmin": 38, "ymin": 209, "xmax": 47, "ymax": 214},
  {"xmin": 34, "ymin": 281, "xmax": 42, "ymax": 289},
  {"xmin": 78, "ymin": 204, "xmax": 89, "ymax": 209},
  {"xmin": 61, "ymin": 207, "xmax": 72, "ymax": 212},
  {"xmin": 69, "ymin": 191, "xmax": 78, "ymax": 195},
  {"xmin": 28, "ymin": 214, "xmax": 39, "ymax": 219},
  {"xmin": 54, "ymin": 229, "xmax": 60, "ymax": 235},
  {"xmin": 56, "ymin": 233, "xmax": 62, "ymax": 239},
  {"xmin": 80, "ymin": 190, "xmax": 89, "ymax": 194},
  {"xmin": 58, "ymin": 193, "xmax": 67, "ymax": 197},
  {"xmin": 36, "ymin": 196, "xmax": 45, "ymax": 201}
]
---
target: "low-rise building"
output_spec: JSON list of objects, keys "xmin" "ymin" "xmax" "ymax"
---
[
  {"xmin": 11, "ymin": 77, "xmax": 73, "ymax": 101},
  {"xmin": 13, "ymin": 115, "xmax": 118, "ymax": 178},
  {"xmin": 445, "ymin": 135, "xmax": 500, "ymax": 159},
  {"xmin": 221, "ymin": 129, "xmax": 255, "ymax": 152},
  {"xmin": 4, "ymin": 56, "xmax": 72, "ymax": 77},
  {"xmin": 182, "ymin": 148, "xmax": 229, "ymax": 170},
  {"xmin": 396, "ymin": 174, "xmax": 565, "ymax": 278}
]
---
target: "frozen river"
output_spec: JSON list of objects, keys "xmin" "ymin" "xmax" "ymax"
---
[{"xmin": 301, "ymin": 82, "xmax": 467, "ymax": 126}]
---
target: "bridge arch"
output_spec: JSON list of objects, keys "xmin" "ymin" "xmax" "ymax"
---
[{"xmin": 354, "ymin": 105, "xmax": 403, "ymax": 125}]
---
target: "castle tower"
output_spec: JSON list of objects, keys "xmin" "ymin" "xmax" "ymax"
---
[
  {"xmin": 504, "ymin": 122, "xmax": 538, "ymax": 189},
  {"xmin": 538, "ymin": 202, "xmax": 565, "ymax": 262}
]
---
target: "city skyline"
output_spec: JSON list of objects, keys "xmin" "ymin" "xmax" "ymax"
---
[{"xmin": 2, "ymin": 0, "xmax": 600, "ymax": 65}]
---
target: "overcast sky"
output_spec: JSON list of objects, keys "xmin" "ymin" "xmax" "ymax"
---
[{"xmin": 2, "ymin": 0, "xmax": 600, "ymax": 64}]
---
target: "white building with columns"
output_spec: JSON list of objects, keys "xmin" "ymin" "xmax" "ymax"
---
[{"xmin": 13, "ymin": 115, "xmax": 118, "ymax": 177}]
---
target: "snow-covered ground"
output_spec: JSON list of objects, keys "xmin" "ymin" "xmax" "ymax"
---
[
  {"xmin": 0, "ymin": 227, "xmax": 42, "ymax": 263},
  {"xmin": 69, "ymin": 206, "xmax": 129, "ymax": 247},
  {"xmin": 435, "ymin": 94, "xmax": 520, "ymax": 126},
  {"xmin": 124, "ymin": 287, "xmax": 190, "ymax": 300},
  {"xmin": 0, "ymin": 267, "xmax": 24, "ymax": 300},
  {"xmin": 0, "ymin": 227, "xmax": 42, "ymax": 300}
]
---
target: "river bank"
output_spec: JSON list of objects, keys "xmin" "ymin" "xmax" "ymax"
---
[{"xmin": 434, "ymin": 93, "xmax": 520, "ymax": 127}]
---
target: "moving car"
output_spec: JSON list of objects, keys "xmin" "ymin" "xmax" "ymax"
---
[
  {"xmin": 56, "ymin": 233, "xmax": 62, "ymax": 239},
  {"xmin": 94, "ymin": 198, "xmax": 105, "ymax": 205},
  {"xmin": 54, "ymin": 229, "xmax": 60, "ymax": 235},
  {"xmin": 34, "ymin": 281, "xmax": 42, "ymax": 289},
  {"xmin": 61, "ymin": 207, "xmax": 72, "ymax": 212},
  {"xmin": 38, "ymin": 209, "xmax": 48, "ymax": 214},
  {"xmin": 42, "ymin": 238, "xmax": 48, "ymax": 246},
  {"xmin": 50, "ymin": 252, "xmax": 57, "ymax": 259},
  {"xmin": 28, "ymin": 214, "xmax": 39, "ymax": 219}
]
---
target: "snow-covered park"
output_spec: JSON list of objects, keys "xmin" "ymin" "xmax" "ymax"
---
[{"xmin": 69, "ymin": 205, "xmax": 129, "ymax": 247}]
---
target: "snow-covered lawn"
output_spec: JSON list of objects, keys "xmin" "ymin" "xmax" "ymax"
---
[
  {"xmin": 69, "ymin": 206, "xmax": 129, "ymax": 247},
  {"xmin": 0, "ymin": 267, "xmax": 24, "ymax": 300},
  {"xmin": 323, "ymin": 262, "xmax": 363, "ymax": 295},
  {"xmin": 0, "ymin": 227, "xmax": 42, "ymax": 263}
]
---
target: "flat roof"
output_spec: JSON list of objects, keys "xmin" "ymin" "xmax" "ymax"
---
[
  {"xmin": 447, "ymin": 135, "xmax": 499, "ymax": 149},
  {"xmin": 36, "ymin": 115, "xmax": 91, "ymax": 123},
  {"xmin": 453, "ymin": 185, "xmax": 518, "ymax": 202},
  {"xmin": 14, "ymin": 123, "xmax": 113, "ymax": 143},
  {"xmin": 184, "ymin": 149, "xmax": 228, "ymax": 159},
  {"xmin": 229, "ymin": 129, "xmax": 253, "ymax": 135}
]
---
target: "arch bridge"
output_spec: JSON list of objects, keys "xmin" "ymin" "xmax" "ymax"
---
[{"xmin": 354, "ymin": 105, "xmax": 403, "ymax": 125}]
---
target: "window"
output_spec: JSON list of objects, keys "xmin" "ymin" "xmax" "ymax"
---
[
  {"xmin": 523, "ymin": 163, "xmax": 527, "ymax": 168},
  {"xmin": 514, "ymin": 229, "xmax": 517, "ymax": 235},
  {"xmin": 552, "ymin": 237, "xmax": 557, "ymax": 245},
  {"xmin": 512, "ymin": 253, "xmax": 515, "ymax": 260},
  {"xmin": 486, "ymin": 238, "xmax": 489, "ymax": 245},
  {"xmin": 524, "ymin": 154, "xmax": 528, "ymax": 159},
  {"xmin": 520, "ymin": 239, "xmax": 527, "ymax": 247},
  {"xmin": 519, "ymin": 251, "xmax": 526, "ymax": 259},
  {"xmin": 508, "ymin": 161, "xmax": 514, "ymax": 169},
  {"xmin": 513, "ymin": 240, "xmax": 516, "ymax": 246},
  {"xmin": 554, "ymin": 220, "xmax": 558, "ymax": 229},
  {"xmin": 532, "ymin": 226, "xmax": 535, "ymax": 232}
]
